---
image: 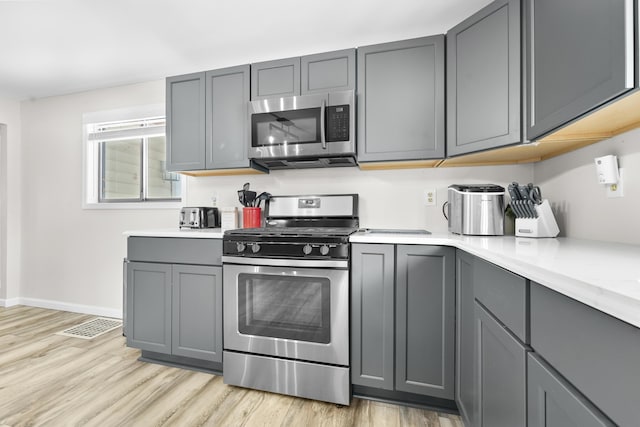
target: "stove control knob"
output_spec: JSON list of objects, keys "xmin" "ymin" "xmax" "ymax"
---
[
  {"xmin": 236, "ymin": 242, "xmax": 246, "ymax": 253},
  {"xmin": 251, "ymin": 244, "xmax": 261, "ymax": 253},
  {"xmin": 320, "ymin": 245, "xmax": 330, "ymax": 256},
  {"xmin": 303, "ymin": 244, "xmax": 313, "ymax": 255}
]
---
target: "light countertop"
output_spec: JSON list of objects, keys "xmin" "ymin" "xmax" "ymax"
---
[
  {"xmin": 124, "ymin": 228, "xmax": 640, "ymax": 328},
  {"xmin": 352, "ymin": 231, "xmax": 640, "ymax": 329}
]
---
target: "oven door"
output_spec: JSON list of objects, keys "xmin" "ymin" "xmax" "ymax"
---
[{"xmin": 223, "ymin": 259, "xmax": 349, "ymax": 366}]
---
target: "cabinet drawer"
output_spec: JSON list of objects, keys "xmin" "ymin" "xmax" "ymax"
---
[
  {"xmin": 531, "ymin": 282, "xmax": 640, "ymax": 427},
  {"xmin": 473, "ymin": 257, "xmax": 528, "ymax": 343},
  {"xmin": 128, "ymin": 237, "xmax": 222, "ymax": 266}
]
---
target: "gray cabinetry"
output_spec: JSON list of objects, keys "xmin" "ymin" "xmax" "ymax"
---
[
  {"xmin": 351, "ymin": 244, "xmax": 455, "ymax": 401},
  {"xmin": 251, "ymin": 57, "xmax": 301, "ymax": 100},
  {"xmin": 126, "ymin": 237, "xmax": 223, "ymax": 366},
  {"xmin": 351, "ymin": 244, "xmax": 395, "ymax": 390},
  {"xmin": 395, "ymin": 245, "xmax": 454, "ymax": 399},
  {"xmin": 301, "ymin": 49, "xmax": 356, "ymax": 95},
  {"xmin": 526, "ymin": 0, "xmax": 634, "ymax": 140},
  {"xmin": 475, "ymin": 302, "xmax": 527, "ymax": 427},
  {"xmin": 205, "ymin": 65, "xmax": 251, "ymax": 169},
  {"xmin": 166, "ymin": 72, "xmax": 206, "ymax": 171},
  {"xmin": 455, "ymin": 250, "xmax": 475, "ymax": 426},
  {"xmin": 126, "ymin": 261, "xmax": 172, "ymax": 354},
  {"xmin": 528, "ymin": 353, "xmax": 614, "ymax": 427},
  {"xmin": 447, "ymin": 0, "xmax": 521, "ymax": 156},
  {"xmin": 357, "ymin": 36, "xmax": 445, "ymax": 162},
  {"xmin": 531, "ymin": 282, "xmax": 639, "ymax": 426}
]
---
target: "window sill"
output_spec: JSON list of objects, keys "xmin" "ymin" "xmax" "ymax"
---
[{"xmin": 82, "ymin": 201, "xmax": 183, "ymax": 210}]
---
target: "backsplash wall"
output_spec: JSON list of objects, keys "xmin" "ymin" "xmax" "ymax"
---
[{"xmin": 186, "ymin": 164, "xmax": 534, "ymax": 233}]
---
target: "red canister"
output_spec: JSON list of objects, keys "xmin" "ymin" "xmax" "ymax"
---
[{"xmin": 242, "ymin": 207, "xmax": 261, "ymax": 228}]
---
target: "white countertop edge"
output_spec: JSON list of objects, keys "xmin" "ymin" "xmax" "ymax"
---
[
  {"xmin": 123, "ymin": 228, "xmax": 225, "ymax": 239},
  {"xmin": 351, "ymin": 232, "xmax": 640, "ymax": 329}
]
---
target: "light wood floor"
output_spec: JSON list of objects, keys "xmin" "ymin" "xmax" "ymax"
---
[{"xmin": 0, "ymin": 306, "xmax": 463, "ymax": 427}]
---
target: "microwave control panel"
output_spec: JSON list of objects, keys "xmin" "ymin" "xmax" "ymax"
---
[{"xmin": 326, "ymin": 105, "xmax": 350, "ymax": 142}]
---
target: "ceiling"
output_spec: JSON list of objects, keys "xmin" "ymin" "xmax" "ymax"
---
[{"xmin": 0, "ymin": 0, "xmax": 492, "ymax": 100}]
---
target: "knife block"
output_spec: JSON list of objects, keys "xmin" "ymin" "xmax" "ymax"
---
[{"xmin": 515, "ymin": 200, "xmax": 559, "ymax": 238}]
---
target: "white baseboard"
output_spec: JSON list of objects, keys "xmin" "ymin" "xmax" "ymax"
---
[{"xmin": 1, "ymin": 297, "xmax": 122, "ymax": 319}]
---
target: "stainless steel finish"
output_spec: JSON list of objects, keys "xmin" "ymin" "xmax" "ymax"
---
[
  {"xmin": 223, "ymin": 263, "xmax": 350, "ymax": 366},
  {"xmin": 249, "ymin": 90, "xmax": 355, "ymax": 161},
  {"xmin": 221, "ymin": 256, "xmax": 348, "ymax": 268},
  {"xmin": 320, "ymin": 99, "xmax": 327, "ymax": 149},
  {"xmin": 448, "ymin": 186, "xmax": 505, "ymax": 236},
  {"xmin": 223, "ymin": 351, "xmax": 350, "ymax": 405},
  {"xmin": 179, "ymin": 207, "xmax": 218, "ymax": 229},
  {"xmin": 267, "ymin": 194, "xmax": 357, "ymax": 218}
]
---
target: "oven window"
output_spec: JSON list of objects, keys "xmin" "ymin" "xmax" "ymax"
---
[
  {"xmin": 237, "ymin": 273, "xmax": 330, "ymax": 344},
  {"xmin": 251, "ymin": 108, "xmax": 321, "ymax": 147}
]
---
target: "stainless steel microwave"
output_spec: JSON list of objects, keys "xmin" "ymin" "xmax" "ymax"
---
[{"xmin": 249, "ymin": 90, "xmax": 356, "ymax": 170}]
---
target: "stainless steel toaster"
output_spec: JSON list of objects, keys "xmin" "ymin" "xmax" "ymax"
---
[
  {"xmin": 179, "ymin": 207, "xmax": 219, "ymax": 229},
  {"xmin": 447, "ymin": 184, "xmax": 505, "ymax": 236}
]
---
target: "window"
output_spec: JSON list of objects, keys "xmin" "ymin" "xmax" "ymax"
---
[{"xmin": 83, "ymin": 106, "xmax": 183, "ymax": 208}]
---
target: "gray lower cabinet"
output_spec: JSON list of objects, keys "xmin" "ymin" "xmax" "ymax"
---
[
  {"xmin": 205, "ymin": 65, "xmax": 251, "ymax": 169},
  {"xmin": 127, "ymin": 262, "xmax": 222, "ymax": 363},
  {"xmin": 351, "ymin": 244, "xmax": 455, "ymax": 400},
  {"xmin": 525, "ymin": 0, "xmax": 635, "ymax": 140},
  {"xmin": 447, "ymin": 0, "xmax": 522, "ymax": 156},
  {"xmin": 474, "ymin": 302, "xmax": 527, "ymax": 427},
  {"xmin": 528, "ymin": 353, "xmax": 614, "ymax": 427},
  {"xmin": 357, "ymin": 36, "xmax": 445, "ymax": 162},
  {"xmin": 167, "ymin": 65, "xmax": 251, "ymax": 172},
  {"xmin": 166, "ymin": 72, "xmax": 206, "ymax": 171},
  {"xmin": 455, "ymin": 250, "xmax": 475, "ymax": 426}
]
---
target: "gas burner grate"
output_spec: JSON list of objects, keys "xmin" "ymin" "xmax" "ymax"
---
[{"xmin": 56, "ymin": 317, "xmax": 122, "ymax": 340}]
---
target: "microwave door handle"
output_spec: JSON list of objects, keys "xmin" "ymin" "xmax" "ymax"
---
[{"xmin": 320, "ymin": 100, "xmax": 327, "ymax": 149}]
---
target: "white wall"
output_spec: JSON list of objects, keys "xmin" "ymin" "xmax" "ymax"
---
[
  {"xmin": 19, "ymin": 81, "xmax": 176, "ymax": 317},
  {"xmin": 0, "ymin": 96, "xmax": 22, "ymax": 305},
  {"xmin": 534, "ymin": 129, "xmax": 640, "ymax": 244}
]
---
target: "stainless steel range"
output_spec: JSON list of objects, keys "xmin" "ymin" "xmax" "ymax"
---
[{"xmin": 222, "ymin": 194, "xmax": 358, "ymax": 406}]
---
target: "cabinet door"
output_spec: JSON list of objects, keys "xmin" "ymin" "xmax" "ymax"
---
[
  {"xmin": 350, "ymin": 244, "xmax": 395, "ymax": 390},
  {"xmin": 455, "ymin": 250, "xmax": 476, "ymax": 426},
  {"xmin": 251, "ymin": 57, "xmax": 301, "ymax": 100},
  {"xmin": 526, "ymin": 0, "xmax": 634, "ymax": 140},
  {"xmin": 205, "ymin": 65, "xmax": 251, "ymax": 169},
  {"xmin": 447, "ymin": 0, "xmax": 521, "ymax": 156},
  {"xmin": 166, "ymin": 72, "xmax": 206, "ymax": 171},
  {"xmin": 357, "ymin": 36, "xmax": 445, "ymax": 162},
  {"xmin": 395, "ymin": 245, "xmax": 455, "ymax": 399},
  {"xmin": 475, "ymin": 302, "xmax": 527, "ymax": 427},
  {"xmin": 126, "ymin": 262, "xmax": 172, "ymax": 354},
  {"xmin": 528, "ymin": 353, "xmax": 615, "ymax": 427},
  {"xmin": 301, "ymin": 49, "xmax": 356, "ymax": 95},
  {"xmin": 172, "ymin": 265, "xmax": 223, "ymax": 362}
]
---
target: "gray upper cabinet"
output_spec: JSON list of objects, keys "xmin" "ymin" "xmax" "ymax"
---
[
  {"xmin": 526, "ymin": 0, "xmax": 635, "ymax": 140},
  {"xmin": 166, "ymin": 72, "xmax": 206, "ymax": 171},
  {"xmin": 455, "ymin": 250, "xmax": 476, "ymax": 426},
  {"xmin": 205, "ymin": 65, "xmax": 251, "ymax": 169},
  {"xmin": 395, "ymin": 245, "xmax": 455, "ymax": 399},
  {"xmin": 528, "ymin": 353, "xmax": 615, "ymax": 427},
  {"xmin": 301, "ymin": 49, "xmax": 356, "ymax": 95},
  {"xmin": 351, "ymin": 243, "xmax": 395, "ymax": 390},
  {"xmin": 251, "ymin": 57, "xmax": 301, "ymax": 100},
  {"xmin": 447, "ymin": 0, "xmax": 521, "ymax": 156},
  {"xmin": 357, "ymin": 36, "xmax": 445, "ymax": 162}
]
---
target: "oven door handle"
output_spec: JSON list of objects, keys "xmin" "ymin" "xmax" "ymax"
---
[{"xmin": 222, "ymin": 256, "xmax": 348, "ymax": 269}]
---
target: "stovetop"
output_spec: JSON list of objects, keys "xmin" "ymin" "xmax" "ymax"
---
[{"xmin": 224, "ymin": 226, "xmax": 358, "ymax": 238}]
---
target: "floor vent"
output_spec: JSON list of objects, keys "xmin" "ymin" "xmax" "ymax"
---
[{"xmin": 56, "ymin": 317, "xmax": 122, "ymax": 340}]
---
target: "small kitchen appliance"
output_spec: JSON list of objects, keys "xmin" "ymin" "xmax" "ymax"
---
[
  {"xmin": 179, "ymin": 207, "xmax": 219, "ymax": 229},
  {"xmin": 249, "ymin": 91, "xmax": 356, "ymax": 170},
  {"xmin": 447, "ymin": 184, "xmax": 505, "ymax": 236},
  {"xmin": 222, "ymin": 194, "xmax": 358, "ymax": 405}
]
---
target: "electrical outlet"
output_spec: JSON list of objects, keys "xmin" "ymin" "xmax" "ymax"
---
[
  {"xmin": 211, "ymin": 193, "xmax": 218, "ymax": 206},
  {"xmin": 606, "ymin": 168, "xmax": 624, "ymax": 198},
  {"xmin": 424, "ymin": 189, "xmax": 436, "ymax": 206}
]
